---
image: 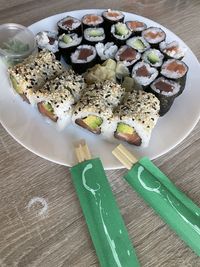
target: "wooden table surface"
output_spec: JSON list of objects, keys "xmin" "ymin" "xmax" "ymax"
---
[{"xmin": 0, "ymin": 1, "xmax": 200, "ymax": 266}]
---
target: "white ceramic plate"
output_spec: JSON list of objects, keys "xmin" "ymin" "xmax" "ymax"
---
[{"xmin": 0, "ymin": 9, "xmax": 200, "ymax": 170}]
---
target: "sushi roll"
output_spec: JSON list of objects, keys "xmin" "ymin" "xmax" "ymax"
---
[
  {"xmin": 160, "ymin": 59, "xmax": 188, "ymax": 95},
  {"xmin": 126, "ymin": 36, "xmax": 150, "ymax": 53},
  {"xmin": 9, "ymin": 50, "xmax": 63, "ymax": 103},
  {"xmin": 111, "ymin": 22, "xmax": 132, "ymax": 46},
  {"xmin": 82, "ymin": 14, "xmax": 104, "ymax": 29},
  {"xmin": 102, "ymin": 90, "xmax": 160, "ymax": 147},
  {"xmin": 35, "ymin": 31, "xmax": 60, "ymax": 60},
  {"xmin": 149, "ymin": 76, "xmax": 181, "ymax": 116},
  {"xmin": 58, "ymin": 33, "xmax": 82, "ymax": 64},
  {"xmin": 95, "ymin": 42, "xmax": 118, "ymax": 62},
  {"xmin": 71, "ymin": 45, "xmax": 97, "ymax": 74},
  {"xmin": 83, "ymin": 27, "xmax": 106, "ymax": 46},
  {"xmin": 72, "ymin": 81, "xmax": 125, "ymax": 135},
  {"xmin": 57, "ymin": 16, "xmax": 82, "ymax": 36},
  {"xmin": 102, "ymin": 9, "xmax": 124, "ymax": 34},
  {"xmin": 142, "ymin": 48, "xmax": 164, "ymax": 68},
  {"xmin": 115, "ymin": 45, "xmax": 141, "ymax": 70},
  {"xmin": 132, "ymin": 61, "xmax": 158, "ymax": 90},
  {"xmin": 142, "ymin": 27, "xmax": 166, "ymax": 48},
  {"xmin": 28, "ymin": 70, "xmax": 86, "ymax": 129},
  {"xmin": 159, "ymin": 41, "xmax": 186, "ymax": 60},
  {"xmin": 126, "ymin": 20, "xmax": 147, "ymax": 36}
]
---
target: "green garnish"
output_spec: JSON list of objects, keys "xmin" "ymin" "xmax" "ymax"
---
[{"xmin": 2, "ymin": 39, "xmax": 29, "ymax": 54}]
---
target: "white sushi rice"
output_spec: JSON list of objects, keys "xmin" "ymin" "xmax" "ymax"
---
[
  {"xmin": 95, "ymin": 42, "xmax": 118, "ymax": 60},
  {"xmin": 159, "ymin": 41, "xmax": 187, "ymax": 59},
  {"xmin": 84, "ymin": 28, "xmax": 105, "ymax": 42},
  {"xmin": 36, "ymin": 31, "xmax": 59, "ymax": 53},
  {"xmin": 151, "ymin": 77, "xmax": 181, "ymax": 96},
  {"xmin": 142, "ymin": 27, "xmax": 166, "ymax": 44},
  {"xmin": 58, "ymin": 33, "xmax": 82, "ymax": 48},
  {"xmin": 71, "ymin": 45, "xmax": 96, "ymax": 63},
  {"xmin": 132, "ymin": 61, "xmax": 158, "ymax": 86},
  {"xmin": 161, "ymin": 59, "xmax": 188, "ymax": 79}
]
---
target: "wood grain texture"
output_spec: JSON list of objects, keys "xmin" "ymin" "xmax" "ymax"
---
[{"xmin": 0, "ymin": 0, "xmax": 200, "ymax": 266}]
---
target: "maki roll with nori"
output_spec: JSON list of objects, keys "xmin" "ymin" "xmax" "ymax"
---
[
  {"xmin": 71, "ymin": 45, "xmax": 97, "ymax": 74},
  {"xmin": 159, "ymin": 41, "xmax": 186, "ymax": 60},
  {"xmin": 126, "ymin": 36, "xmax": 150, "ymax": 53},
  {"xmin": 111, "ymin": 22, "xmax": 132, "ymax": 46},
  {"xmin": 58, "ymin": 33, "xmax": 82, "ymax": 63},
  {"xmin": 82, "ymin": 14, "xmax": 104, "ymax": 29},
  {"xmin": 102, "ymin": 90, "xmax": 160, "ymax": 147},
  {"xmin": 142, "ymin": 27, "xmax": 166, "ymax": 48},
  {"xmin": 149, "ymin": 76, "xmax": 181, "ymax": 116},
  {"xmin": 115, "ymin": 45, "xmax": 141, "ymax": 70},
  {"xmin": 102, "ymin": 9, "xmax": 124, "ymax": 34},
  {"xmin": 83, "ymin": 27, "xmax": 105, "ymax": 45},
  {"xmin": 126, "ymin": 20, "xmax": 147, "ymax": 36},
  {"xmin": 132, "ymin": 61, "xmax": 158, "ymax": 90},
  {"xmin": 95, "ymin": 42, "xmax": 118, "ymax": 62},
  {"xmin": 35, "ymin": 31, "xmax": 60, "ymax": 60},
  {"xmin": 160, "ymin": 59, "xmax": 188, "ymax": 95},
  {"xmin": 72, "ymin": 81, "xmax": 125, "ymax": 134},
  {"xmin": 57, "ymin": 16, "xmax": 82, "ymax": 36},
  {"xmin": 142, "ymin": 48, "xmax": 164, "ymax": 68}
]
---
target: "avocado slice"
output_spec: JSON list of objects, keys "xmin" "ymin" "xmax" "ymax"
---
[
  {"xmin": 117, "ymin": 123, "xmax": 134, "ymax": 134},
  {"xmin": 147, "ymin": 51, "xmax": 160, "ymax": 64},
  {"xmin": 43, "ymin": 102, "xmax": 54, "ymax": 113},
  {"xmin": 133, "ymin": 39, "xmax": 145, "ymax": 50},
  {"xmin": 62, "ymin": 34, "xmax": 73, "ymax": 44},
  {"xmin": 115, "ymin": 23, "xmax": 129, "ymax": 36},
  {"xmin": 88, "ymin": 29, "xmax": 103, "ymax": 37},
  {"xmin": 10, "ymin": 75, "xmax": 23, "ymax": 94},
  {"xmin": 83, "ymin": 115, "xmax": 103, "ymax": 130}
]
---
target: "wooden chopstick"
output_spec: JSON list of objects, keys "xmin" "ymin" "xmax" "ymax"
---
[
  {"xmin": 75, "ymin": 140, "xmax": 92, "ymax": 163},
  {"xmin": 112, "ymin": 144, "xmax": 137, "ymax": 169}
]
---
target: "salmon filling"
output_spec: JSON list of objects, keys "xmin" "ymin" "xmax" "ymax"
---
[{"xmin": 37, "ymin": 102, "xmax": 58, "ymax": 122}]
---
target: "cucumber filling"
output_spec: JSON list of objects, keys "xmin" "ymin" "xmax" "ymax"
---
[
  {"xmin": 147, "ymin": 52, "xmax": 160, "ymax": 64},
  {"xmin": 115, "ymin": 23, "xmax": 129, "ymax": 36}
]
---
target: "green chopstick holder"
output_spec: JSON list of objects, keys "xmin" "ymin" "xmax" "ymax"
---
[{"xmin": 71, "ymin": 157, "xmax": 140, "ymax": 267}]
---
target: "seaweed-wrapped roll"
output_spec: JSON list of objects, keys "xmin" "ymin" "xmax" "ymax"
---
[
  {"xmin": 83, "ymin": 27, "xmax": 106, "ymax": 45},
  {"xmin": 72, "ymin": 81, "xmax": 125, "ymax": 134},
  {"xmin": 142, "ymin": 27, "xmax": 166, "ymax": 48},
  {"xmin": 102, "ymin": 9, "xmax": 124, "ymax": 34},
  {"xmin": 159, "ymin": 41, "xmax": 186, "ymax": 60},
  {"xmin": 111, "ymin": 22, "xmax": 132, "ymax": 46},
  {"xmin": 132, "ymin": 61, "xmax": 158, "ymax": 90},
  {"xmin": 35, "ymin": 31, "xmax": 60, "ymax": 60},
  {"xmin": 126, "ymin": 20, "xmax": 147, "ymax": 36},
  {"xmin": 71, "ymin": 45, "xmax": 97, "ymax": 74},
  {"xmin": 149, "ymin": 76, "xmax": 181, "ymax": 116},
  {"xmin": 57, "ymin": 16, "xmax": 82, "ymax": 36},
  {"xmin": 160, "ymin": 59, "xmax": 188, "ymax": 95},
  {"xmin": 102, "ymin": 90, "xmax": 160, "ymax": 147},
  {"xmin": 115, "ymin": 45, "xmax": 141, "ymax": 70},
  {"xmin": 142, "ymin": 48, "xmax": 164, "ymax": 68},
  {"xmin": 82, "ymin": 14, "xmax": 104, "ymax": 29}
]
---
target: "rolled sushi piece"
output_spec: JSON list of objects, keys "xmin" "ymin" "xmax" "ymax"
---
[
  {"xmin": 159, "ymin": 41, "xmax": 187, "ymax": 60},
  {"xmin": 57, "ymin": 16, "xmax": 82, "ymax": 36},
  {"xmin": 95, "ymin": 42, "xmax": 118, "ymax": 62},
  {"xmin": 126, "ymin": 20, "xmax": 147, "ymax": 36},
  {"xmin": 149, "ymin": 76, "xmax": 181, "ymax": 116},
  {"xmin": 142, "ymin": 48, "xmax": 164, "ymax": 68},
  {"xmin": 115, "ymin": 45, "xmax": 141, "ymax": 70},
  {"xmin": 102, "ymin": 9, "xmax": 124, "ymax": 34},
  {"xmin": 71, "ymin": 45, "xmax": 97, "ymax": 74},
  {"xmin": 142, "ymin": 27, "xmax": 166, "ymax": 48},
  {"xmin": 126, "ymin": 36, "xmax": 150, "ymax": 53},
  {"xmin": 111, "ymin": 22, "xmax": 132, "ymax": 46},
  {"xmin": 83, "ymin": 27, "xmax": 106, "ymax": 46},
  {"xmin": 35, "ymin": 31, "xmax": 60, "ymax": 60},
  {"xmin": 102, "ymin": 90, "xmax": 160, "ymax": 147},
  {"xmin": 58, "ymin": 33, "xmax": 82, "ymax": 64},
  {"xmin": 28, "ymin": 70, "xmax": 85, "ymax": 129},
  {"xmin": 9, "ymin": 50, "xmax": 63, "ymax": 102},
  {"xmin": 132, "ymin": 61, "xmax": 158, "ymax": 90},
  {"xmin": 82, "ymin": 14, "xmax": 104, "ymax": 29},
  {"xmin": 160, "ymin": 59, "xmax": 188, "ymax": 95},
  {"xmin": 72, "ymin": 81, "xmax": 125, "ymax": 135}
]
